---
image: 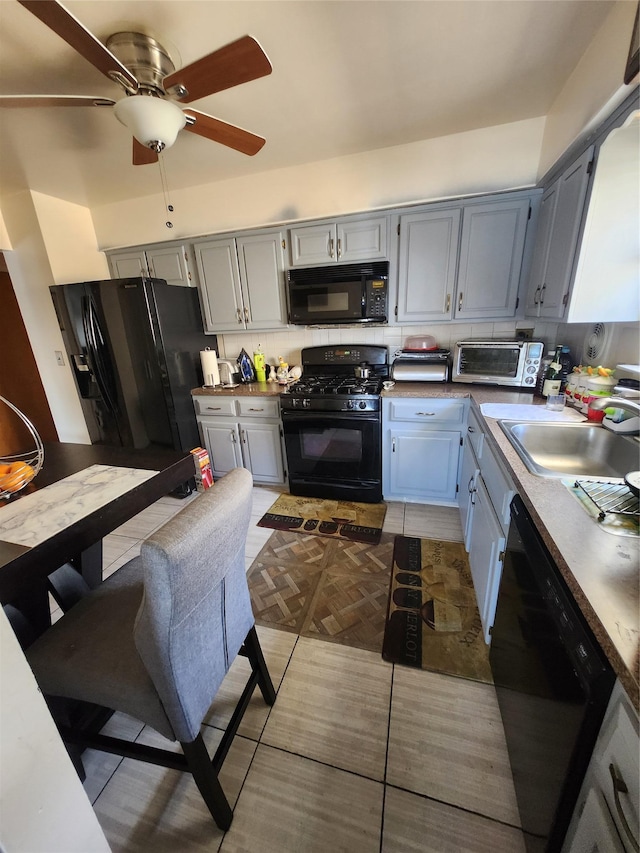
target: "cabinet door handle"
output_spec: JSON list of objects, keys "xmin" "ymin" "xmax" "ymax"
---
[
  {"xmin": 609, "ymin": 763, "xmax": 640, "ymax": 852},
  {"xmin": 337, "ymin": 238, "xmax": 342, "ymax": 258},
  {"xmin": 392, "ymin": 437, "xmax": 396, "ymax": 452},
  {"xmin": 540, "ymin": 284, "xmax": 546, "ymax": 305},
  {"xmin": 458, "ymin": 292, "xmax": 464, "ymax": 311},
  {"xmin": 206, "ymin": 406, "xmax": 222, "ymax": 411},
  {"xmin": 329, "ymin": 238, "xmax": 335, "ymax": 258},
  {"xmin": 230, "ymin": 430, "xmax": 237, "ymax": 443},
  {"xmin": 533, "ymin": 286, "xmax": 541, "ymax": 305},
  {"xmin": 241, "ymin": 429, "xmax": 247, "ymax": 444},
  {"xmin": 415, "ymin": 411, "xmax": 436, "ymax": 416},
  {"xmin": 247, "ymin": 407, "xmax": 264, "ymax": 412},
  {"xmin": 445, "ymin": 293, "xmax": 451, "ymax": 313},
  {"xmin": 468, "ymin": 426, "xmax": 475, "ymax": 433},
  {"xmin": 236, "ymin": 308, "xmax": 243, "ymax": 324},
  {"xmin": 244, "ymin": 306, "xmax": 250, "ymax": 322}
]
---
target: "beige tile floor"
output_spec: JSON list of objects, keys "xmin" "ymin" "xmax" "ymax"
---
[{"xmin": 55, "ymin": 486, "xmax": 526, "ymax": 853}]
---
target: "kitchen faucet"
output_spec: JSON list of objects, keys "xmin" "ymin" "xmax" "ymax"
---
[{"xmin": 589, "ymin": 397, "xmax": 640, "ymax": 436}]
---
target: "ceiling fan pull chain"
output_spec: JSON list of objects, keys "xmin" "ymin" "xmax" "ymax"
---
[{"xmin": 158, "ymin": 153, "xmax": 175, "ymax": 228}]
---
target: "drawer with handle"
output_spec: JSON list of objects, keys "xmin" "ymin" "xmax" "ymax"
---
[
  {"xmin": 237, "ymin": 398, "xmax": 280, "ymax": 419},
  {"xmin": 387, "ymin": 398, "xmax": 467, "ymax": 425},
  {"xmin": 192, "ymin": 396, "xmax": 238, "ymax": 417}
]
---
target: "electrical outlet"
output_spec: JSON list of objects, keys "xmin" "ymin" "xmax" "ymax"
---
[
  {"xmin": 55, "ymin": 350, "xmax": 65, "ymax": 366},
  {"xmin": 516, "ymin": 328, "xmax": 534, "ymax": 341}
]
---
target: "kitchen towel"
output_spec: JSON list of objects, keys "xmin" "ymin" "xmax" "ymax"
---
[
  {"xmin": 479, "ymin": 403, "xmax": 584, "ymax": 421},
  {"xmin": 382, "ymin": 535, "xmax": 493, "ymax": 684},
  {"xmin": 200, "ymin": 348, "xmax": 220, "ymax": 387}
]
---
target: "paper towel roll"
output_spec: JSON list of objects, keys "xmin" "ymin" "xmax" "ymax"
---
[{"xmin": 200, "ymin": 348, "xmax": 220, "ymax": 387}]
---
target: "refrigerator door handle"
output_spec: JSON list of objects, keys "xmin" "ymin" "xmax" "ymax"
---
[{"xmin": 82, "ymin": 295, "xmax": 119, "ymax": 415}]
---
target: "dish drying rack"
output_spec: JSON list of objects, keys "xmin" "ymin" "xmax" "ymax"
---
[
  {"xmin": 573, "ymin": 479, "xmax": 640, "ymax": 522},
  {"xmin": 0, "ymin": 395, "xmax": 44, "ymax": 500}
]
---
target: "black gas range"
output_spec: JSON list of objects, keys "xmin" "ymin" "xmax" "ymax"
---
[
  {"xmin": 280, "ymin": 345, "xmax": 389, "ymax": 413},
  {"xmin": 280, "ymin": 345, "xmax": 388, "ymax": 503}
]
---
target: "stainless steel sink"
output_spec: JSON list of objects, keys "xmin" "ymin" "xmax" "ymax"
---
[{"xmin": 498, "ymin": 420, "xmax": 640, "ymax": 478}]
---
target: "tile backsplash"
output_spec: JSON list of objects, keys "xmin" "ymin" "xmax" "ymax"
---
[
  {"xmin": 215, "ymin": 319, "xmax": 638, "ymax": 374},
  {"xmin": 215, "ymin": 320, "xmax": 560, "ymax": 370}
]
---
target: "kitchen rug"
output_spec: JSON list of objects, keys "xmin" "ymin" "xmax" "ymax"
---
[
  {"xmin": 247, "ymin": 529, "xmax": 395, "ymax": 653},
  {"xmin": 257, "ymin": 493, "xmax": 387, "ymax": 545},
  {"xmin": 382, "ymin": 535, "xmax": 493, "ymax": 684}
]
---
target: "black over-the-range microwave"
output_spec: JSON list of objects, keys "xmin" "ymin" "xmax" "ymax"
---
[{"xmin": 286, "ymin": 261, "xmax": 389, "ymax": 325}]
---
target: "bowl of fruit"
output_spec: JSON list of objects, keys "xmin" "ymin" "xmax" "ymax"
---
[{"xmin": 0, "ymin": 396, "xmax": 44, "ymax": 499}]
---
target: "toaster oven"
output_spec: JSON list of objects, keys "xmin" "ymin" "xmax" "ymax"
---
[{"xmin": 451, "ymin": 340, "xmax": 544, "ymax": 389}]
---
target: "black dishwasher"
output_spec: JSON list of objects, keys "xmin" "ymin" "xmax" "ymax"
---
[{"xmin": 489, "ymin": 495, "xmax": 615, "ymax": 853}]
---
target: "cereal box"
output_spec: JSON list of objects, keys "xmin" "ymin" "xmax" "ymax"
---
[{"xmin": 190, "ymin": 447, "xmax": 213, "ymax": 491}]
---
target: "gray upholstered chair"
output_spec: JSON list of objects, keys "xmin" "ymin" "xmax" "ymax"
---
[{"xmin": 26, "ymin": 466, "xmax": 275, "ymax": 831}]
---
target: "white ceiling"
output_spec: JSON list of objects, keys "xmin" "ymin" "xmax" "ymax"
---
[{"xmin": 0, "ymin": 0, "xmax": 614, "ymax": 210}]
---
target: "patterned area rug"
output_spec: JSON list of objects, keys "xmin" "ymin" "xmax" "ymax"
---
[
  {"xmin": 256, "ymin": 494, "xmax": 387, "ymax": 545},
  {"xmin": 382, "ymin": 536, "xmax": 492, "ymax": 684},
  {"xmin": 247, "ymin": 530, "xmax": 395, "ymax": 653}
]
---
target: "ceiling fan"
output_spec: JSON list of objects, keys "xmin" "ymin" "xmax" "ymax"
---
[{"xmin": 0, "ymin": 0, "xmax": 273, "ymax": 165}]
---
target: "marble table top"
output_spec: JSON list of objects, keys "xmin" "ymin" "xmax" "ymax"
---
[{"xmin": 0, "ymin": 465, "xmax": 156, "ymax": 548}]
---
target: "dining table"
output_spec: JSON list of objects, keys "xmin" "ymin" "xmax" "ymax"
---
[{"xmin": 0, "ymin": 442, "xmax": 195, "ymax": 637}]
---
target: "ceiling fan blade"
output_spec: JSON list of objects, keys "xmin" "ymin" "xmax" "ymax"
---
[
  {"xmin": 17, "ymin": 0, "xmax": 138, "ymax": 91},
  {"xmin": 183, "ymin": 109, "xmax": 266, "ymax": 156},
  {"xmin": 163, "ymin": 35, "xmax": 272, "ymax": 103},
  {"xmin": 0, "ymin": 94, "xmax": 114, "ymax": 108},
  {"xmin": 132, "ymin": 139, "xmax": 159, "ymax": 166}
]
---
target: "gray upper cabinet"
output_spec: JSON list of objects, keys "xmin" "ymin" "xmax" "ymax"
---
[
  {"xmin": 396, "ymin": 191, "xmax": 535, "ymax": 323},
  {"xmin": 525, "ymin": 146, "xmax": 594, "ymax": 319},
  {"xmin": 108, "ymin": 244, "xmax": 194, "ymax": 287},
  {"xmin": 289, "ymin": 215, "xmax": 388, "ymax": 266},
  {"xmin": 456, "ymin": 197, "xmax": 531, "ymax": 319},
  {"xmin": 194, "ymin": 230, "xmax": 287, "ymax": 333},
  {"xmin": 396, "ymin": 208, "xmax": 461, "ymax": 322}
]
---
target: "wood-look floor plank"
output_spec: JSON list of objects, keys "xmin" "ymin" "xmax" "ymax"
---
[
  {"xmin": 387, "ymin": 666, "xmax": 521, "ymax": 826},
  {"xmin": 382, "ymin": 786, "xmax": 526, "ymax": 852},
  {"xmin": 260, "ymin": 637, "xmax": 392, "ymax": 781},
  {"xmin": 220, "ymin": 744, "xmax": 383, "ymax": 853}
]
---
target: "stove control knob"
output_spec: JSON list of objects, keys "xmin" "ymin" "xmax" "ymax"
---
[
  {"xmin": 346, "ymin": 399, "xmax": 354, "ymax": 409},
  {"xmin": 302, "ymin": 398, "xmax": 311, "ymax": 408},
  {"xmin": 359, "ymin": 401, "xmax": 367, "ymax": 409}
]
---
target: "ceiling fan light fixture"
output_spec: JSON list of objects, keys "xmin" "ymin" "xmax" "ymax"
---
[{"xmin": 114, "ymin": 95, "xmax": 186, "ymax": 151}]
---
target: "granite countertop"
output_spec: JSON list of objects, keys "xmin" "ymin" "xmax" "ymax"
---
[
  {"xmin": 190, "ymin": 380, "xmax": 639, "ymax": 706},
  {"xmin": 192, "ymin": 382, "xmax": 286, "ymax": 397}
]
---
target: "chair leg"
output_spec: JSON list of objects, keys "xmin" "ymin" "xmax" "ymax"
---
[
  {"xmin": 181, "ymin": 734, "xmax": 233, "ymax": 831},
  {"xmin": 244, "ymin": 626, "xmax": 276, "ymax": 706}
]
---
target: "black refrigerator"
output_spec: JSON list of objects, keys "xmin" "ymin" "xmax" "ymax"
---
[{"xmin": 50, "ymin": 277, "xmax": 217, "ymax": 453}]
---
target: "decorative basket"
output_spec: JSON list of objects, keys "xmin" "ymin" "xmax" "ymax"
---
[{"xmin": 0, "ymin": 395, "xmax": 44, "ymax": 500}]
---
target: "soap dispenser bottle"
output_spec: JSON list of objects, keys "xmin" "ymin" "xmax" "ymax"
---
[{"xmin": 253, "ymin": 344, "xmax": 266, "ymax": 382}]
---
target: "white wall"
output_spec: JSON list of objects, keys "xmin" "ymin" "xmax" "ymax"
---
[
  {"xmin": 2, "ymin": 191, "xmax": 109, "ymax": 443},
  {"xmin": 0, "ymin": 609, "xmax": 111, "ymax": 853},
  {"xmin": 539, "ymin": 0, "xmax": 638, "ymax": 177},
  {"xmin": 92, "ymin": 117, "xmax": 545, "ymax": 249}
]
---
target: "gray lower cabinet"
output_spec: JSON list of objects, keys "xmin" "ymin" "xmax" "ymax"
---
[
  {"xmin": 193, "ymin": 395, "xmax": 285, "ymax": 484},
  {"xmin": 396, "ymin": 191, "xmax": 536, "ymax": 323},
  {"xmin": 194, "ymin": 230, "xmax": 287, "ymax": 332},
  {"xmin": 108, "ymin": 244, "xmax": 194, "ymax": 286},
  {"xmin": 525, "ymin": 146, "xmax": 594, "ymax": 319},
  {"xmin": 288, "ymin": 215, "xmax": 388, "ymax": 266},
  {"xmin": 459, "ymin": 406, "xmax": 515, "ymax": 644},
  {"xmin": 382, "ymin": 397, "xmax": 467, "ymax": 504}
]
